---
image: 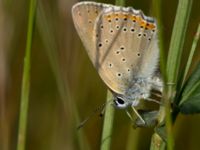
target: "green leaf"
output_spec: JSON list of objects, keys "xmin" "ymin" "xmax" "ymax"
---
[{"xmin": 179, "ymin": 62, "xmax": 200, "ymax": 114}]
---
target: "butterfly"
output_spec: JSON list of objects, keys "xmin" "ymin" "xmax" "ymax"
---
[{"xmin": 72, "ymin": 1, "xmax": 163, "ymax": 124}]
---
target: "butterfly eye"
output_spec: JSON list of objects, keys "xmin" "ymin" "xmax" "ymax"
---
[{"xmin": 114, "ymin": 97, "xmax": 129, "ymax": 109}]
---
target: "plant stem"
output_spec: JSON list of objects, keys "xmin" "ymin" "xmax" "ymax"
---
[
  {"xmin": 151, "ymin": 0, "xmax": 193, "ymax": 149},
  {"xmin": 150, "ymin": 0, "xmax": 166, "ymax": 149},
  {"xmin": 100, "ymin": 91, "xmax": 115, "ymax": 150},
  {"xmin": 17, "ymin": 0, "xmax": 37, "ymax": 150},
  {"xmin": 165, "ymin": 0, "xmax": 193, "ymax": 149}
]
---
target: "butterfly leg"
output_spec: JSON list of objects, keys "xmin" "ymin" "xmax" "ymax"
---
[
  {"xmin": 146, "ymin": 97, "xmax": 161, "ymax": 105},
  {"xmin": 151, "ymin": 92, "xmax": 162, "ymax": 98},
  {"xmin": 131, "ymin": 106, "xmax": 146, "ymax": 125}
]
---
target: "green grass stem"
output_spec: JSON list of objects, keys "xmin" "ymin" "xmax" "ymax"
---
[
  {"xmin": 165, "ymin": 0, "xmax": 193, "ymax": 150},
  {"xmin": 17, "ymin": 0, "xmax": 37, "ymax": 150},
  {"xmin": 100, "ymin": 91, "xmax": 115, "ymax": 150},
  {"xmin": 150, "ymin": 1, "xmax": 167, "ymax": 149}
]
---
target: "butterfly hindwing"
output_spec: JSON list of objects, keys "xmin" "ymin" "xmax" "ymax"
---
[{"xmin": 93, "ymin": 7, "xmax": 158, "ymax": 94}]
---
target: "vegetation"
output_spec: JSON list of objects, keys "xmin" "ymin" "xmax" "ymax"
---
[{"xmin": 0, "ymin": 0, "xmax": 199, "ymax": 149}]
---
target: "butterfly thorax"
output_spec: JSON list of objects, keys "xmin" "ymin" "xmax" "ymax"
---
[
  {"xmin": 126, "ymin": 77, "xmax": 152, "ymax": 101},
  {"xmin": 113, "ymin": 77, "xmax": 152, "ymax": 109}
]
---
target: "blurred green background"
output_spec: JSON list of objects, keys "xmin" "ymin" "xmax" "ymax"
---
[{"xmin": 0, "ymin": 0, "xmax": 200, "ymax": 150}]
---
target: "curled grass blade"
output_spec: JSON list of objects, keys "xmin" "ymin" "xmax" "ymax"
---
[{"xmin": 181, "ymin": 23, "xmax": 200, "ymax": 89}]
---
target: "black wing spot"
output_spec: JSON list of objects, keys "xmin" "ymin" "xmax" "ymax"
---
[
  {"xmin": 117, "ymin": 73, "xmax": 122, "ymax": 77},
  {"xmin": 122, "ymin": 58, "xmax": 126, "ymax": 62},
  {"xmin": 116, "ymin": 51, "xmax": 120, "ymax": 54},
  {"xmin": 123, "ymin": 27, "xmax": 127, "ymax": 32},
  {"xmin": 120, "ymin": 46, "xmax": 125, "ymax": 50},
  {"xmin": 98, "ymin": 43, "xmax": 102, "ymax": 47},
  {"xmin": 131, "ymin": 28, "xmax": 135, "ymax": 32}
]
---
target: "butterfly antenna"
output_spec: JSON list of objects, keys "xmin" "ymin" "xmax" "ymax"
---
[
  {"xmin": 77, "ymin": 99, "xmax": 113, "ymax": 130},
  {"xmin": 131, "ymin": 106, "xmax": 146, "ymax": 125},
  {"xmin": 151, "ymin": 91, "xmax": 162, "ymax": 98}
]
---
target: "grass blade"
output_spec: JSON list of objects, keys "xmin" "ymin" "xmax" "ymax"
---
[
  {"xmin": 17, "ymin": 0, "xmax": 37, "ymax": 150},
  {"xmin": 166, "ymin": 0, "xmax": 193, "ymax": 88},
  {"xmin": 181, "ymin": 23, "xmax": 200, "ymax": 88}
]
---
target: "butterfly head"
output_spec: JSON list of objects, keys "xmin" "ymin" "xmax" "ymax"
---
[
  {"xmin": 112, "ymin": 93, "xmax": 141, "ymax": 109},
  {"xmin": 113, "ymin": 95, "xmax": 131, "ymax": 109}
]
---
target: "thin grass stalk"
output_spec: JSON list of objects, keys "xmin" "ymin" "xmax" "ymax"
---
[
  {"xmin": 100, "ymin": 91, "xmax": 115, "ymax": 150},
  {"xmin": 181, "ymin": 23, "xmax": 200, "ymax": 89},
  {"xmin": 150, "ymin": 0, "xmax": 166, "ymax": 149},
  {"xmin": 165, "ymin": 0, "xmax": 193, "ymax": 150},
  {"xmin": 37, "ymin": 2, "xmax": 87, "ymax": 149},
  {"xmin": 17, "ymin": 0, "xmax": 37, "ymax": 150}
]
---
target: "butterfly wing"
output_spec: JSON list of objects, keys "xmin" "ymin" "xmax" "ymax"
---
[
  {"xmin": 93, "ymin": 6, "xmax": 159, "ymax": 94},
  {"xmin": 72, "ymin": 2, "xmax": 159, "ymax": 95},
  {"xmin": 72, "ymin": 2, "xmax": 110, "ymax": 60}
]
